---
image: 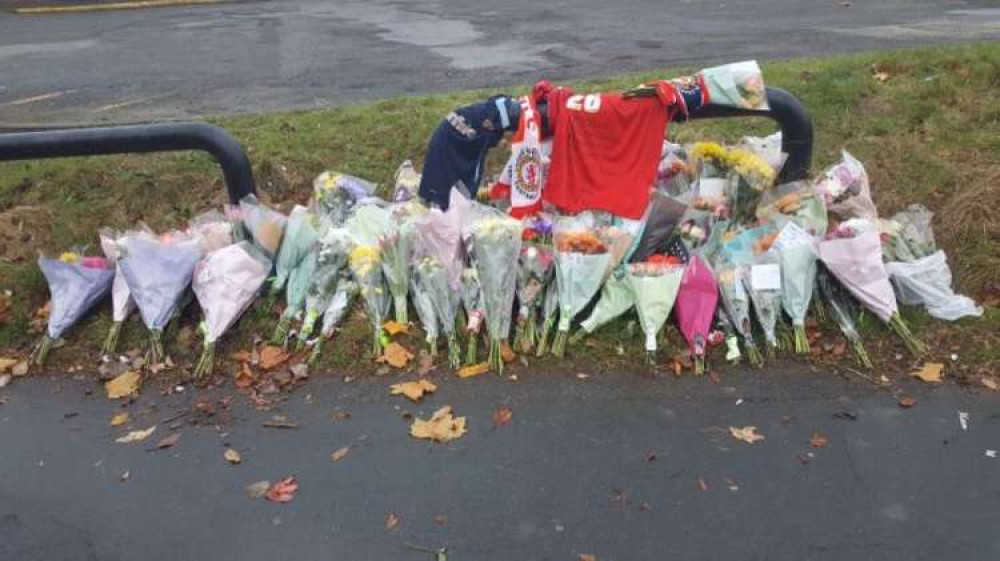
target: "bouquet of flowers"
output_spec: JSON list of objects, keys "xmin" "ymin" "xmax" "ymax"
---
[
  {"xmin": 629, "ymin": 190, "xmax": 688, "ymax": 262},
  {"xmin": 411, "ymin": 275, "xmax": 439, "ymax": 356},
  {"xmin": 699, "ymin": 60, "xmax": 769, "ymax": 110},
  {"xmin": 513, "ymin": 241, "xmax": 554, "ymax": 353},
  {"xmin": 192, "ymin": 242, "xmax": 271, "ymax": 377},
  {"xmin": 713, "ymin": 259, "xmax": 762, "ymax": 366},
  {"xmin": 33, "ymin": 251, "xmax": 114, "ymax": 366},
  {"xmin": 569, "ymin": 268, "xmax": 632, "ymax": 344},
  {"xmin": 464, "ymin": 209, "xmax": 523, "ymax": 373},
  {"xmin": 414, "ymin": 256, "xmax": 462, "ymax": 368},
  {"xmin": 535, "ymin": 279, "xmax": 560, "ymax": 357},
  {"xmin": 118, "ymin": 229, "xmax": 204, "ymax": 365},
  {"xmin": 348, "ymin": 245, "xmax": 391, "ymax": 357},
  {"xmin": 308, "ymin": 275, "xmax": 359, "ymax": 366},
  {"xmin": 296, "ymin": 228, "xmax": 352, "ymax": 349},
  {"xmin": 267, "ymin": 205, "xmax": 322, "ymax": 311},
  {"xmin": 772, "ymin": 222, "xmax": 818, "ymax": 355},
  {"xmin": 460, "ymin": 266, "xmax": 486, "ymax": 364},
  {"xmin": 392, "ymin": 160, "xmax": 421, "ymax": 203},
  {"xmin": 189, "ymin": 210, "xmax": 236, "ymax": 254},
  {"xmin": 238, "ymin": 195, "xmax": 287, "ymax": 259},
  {"xmin": 817, "ymin": 264, "xmax": 872, "ymax": 368},
  {"xmin": 815, "ymin": 150, "xmax": 878, "ymax": 221},
  {"xmin": 818, "ymin": 229, "xmax": 925, "ymax": 355},
  {"xmin": 344, "ymin": 202, "xmax": 393, "ymax": 249},
  {"xmin": 744, "ymin": 251, "xmax": 783, "ymax": 356},
  {"xmin": 272, "ymin": 247, "xmax": 319, "ymax": 345},
  {"xmin": 99, "ymin": 228, "xmax": 137, "ymax": 356},
  {"xmin": 674, "ymin": 255, "xmax": 719, "ymax": 374},
  {"xmin": 756, "ymin": 181, "xmax": 828, "ymax": 237},
  {"xmin": 550, "ymin": 215, "xmax": 615, "ymax": 357},
  {"xmin": 380, "ymin": 201, "xmax": 427, "ymax": 324},
  {"xmin": 725, "ymin": 147, "xmax": 777, "ymax": 225},
  {"xmin": 626, "ymin": 259, "xmax": 685, "ymax": 363},
  {"xmin": 313, "ymin": 170, "xmax": 377, "ymax": 224}
]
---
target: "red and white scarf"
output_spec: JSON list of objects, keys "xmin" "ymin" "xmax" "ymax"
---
[{"xmin": 491, "ymin": 95, "xmax": 550, "ymax": 218}]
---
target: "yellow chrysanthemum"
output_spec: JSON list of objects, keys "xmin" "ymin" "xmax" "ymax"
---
[
  {"xmin": 690, "ymin": 141, "xmax": 729, "ymax": 165},
  {"xmin": 727, "ymin": 148, "xmax": 776, "ymax": 189},
  {"xmin": 59, "ymin": 252, "xmax": 80, "ymax": 264}
]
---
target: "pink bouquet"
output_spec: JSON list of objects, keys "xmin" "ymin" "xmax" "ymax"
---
[{"xmin": 674, "ymin": 255, "xmax": 719, "ymax": 374}]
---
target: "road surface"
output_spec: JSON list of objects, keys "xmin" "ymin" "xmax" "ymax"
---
[
  {"xmin": 1, "ymin": 368, "xmax": 998, "ymax": 560},
  {"xmin": 1, "ymin": 0, "xmax": 999, "ymax": 123}
]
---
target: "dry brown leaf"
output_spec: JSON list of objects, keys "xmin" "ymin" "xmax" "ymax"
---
[
  {"xmin": 383, "ymin": 320, "xmax": 409, "ymax": 335},
  {"xmin": 457, "ymin": 362, "xmax": 489, "ymax": 379},
  {"xmin": 729, "ymin": 426, "xmax": 765, "ymax": 444},
  {"xmin": 0, "ymin": 357, "xmax": 18, "ymax": 373},
  {"xmin": 492, "ymin": 406, "xmax": 513, "ymax": 428},
  {"xmin": 259, "ymin": 345, "xmax": 290, "ymax": 370},
  {"xmin": 810, "ymin": 431, "xmax": 828, "ymax": 448},
  {"xmin": 330, "ymin": 446, "xmax": 351, "ymax": 463},
  {"xmin": 152, "ymin": 432, "xmax": 181, "ymax": 450},
  {"xmin": 378, "ymin": 342, "xmax": 414, "ymax": 369},
  {"xmin": 229, "ymin": 350, "xmax": 252, "ymax": 362},
  {"xmin": 385, "ymin": 511, "xmax": 400, "ymax": 531},
  {"xmin": 410, "ymin": 406, "xmax": 467, "ymax": 443},
  {"xmin": 109, "ymin": 412, "xmax": 130, "ymax": 426},
  {"xmin": 910, "ymin": 362, "xmax": 944, "ymax": 383},
  {"xmin": 390, "ymin": 379, "xmax": 437, "ymax": 403},
  {"xmin": 266, "ymin": 476, "xmax": 298, "ymax": 502},
  {"xmin": 579, "ymin": 554, "xmax": 597, "ymax": 561},
  {"xmin": 105, "ymin": 370, "xmax": 141, "ymax": 399},
  {"xmin": 898, "ymin": 395, "xmax": 917, "ymax": 408},
  {"xmin": 697, "ymin": 477, "xmax": 708, "ymax": 491},
  {"xmin": 235, "ymin": 362, "xmax": 255, "ymax": 388},
  {"xmin": 224, "ymin": 448, "xmax": 242, "ymax": 464},
  {"xmin": 115, "ymin": 425, "xmax": 156, "ymax": 443},
  {"xmin": 981, "ymin": 377, "xmax": 998, "ymax": 391},
  {"xmin": 500, "ymin": 342, "xmax": 515, "ymax": 363},
  {"xmin": 246, "ymin": 480, "xmax": 270, "ymax": 499},
  {"xmin": 11, "ymin": 361, "xmax": 28, "ymax": 377},
  {"xmin": 331, "ymin": 409, "xmax": 351, "ymax": 421}
]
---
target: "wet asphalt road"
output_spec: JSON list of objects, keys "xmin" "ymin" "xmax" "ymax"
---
[
  {"xmin": 1, "ymin": 0, "xmax": 1000, "ymax": 124},
  {"xmin": 1, "ymin": 367, "xmax": 998, "ymax": 560}
]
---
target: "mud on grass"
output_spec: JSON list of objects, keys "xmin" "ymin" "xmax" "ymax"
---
[{"xmin": 1, "ymin": 43, "xmax": 998, "ymax": 381}]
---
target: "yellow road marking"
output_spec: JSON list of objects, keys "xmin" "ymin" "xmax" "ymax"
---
[{"xmin": 15, "ymin": 0, "xmax": 225, "ymax": 15}]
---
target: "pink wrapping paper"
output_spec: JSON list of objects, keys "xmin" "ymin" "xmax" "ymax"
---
[
  {"xmin": 674, "ymin": 255, "xmax": 719, "ymax": 359},
  {"xmin": 817, "ymin": 231, "xmax": 897, "ymax": 322}
]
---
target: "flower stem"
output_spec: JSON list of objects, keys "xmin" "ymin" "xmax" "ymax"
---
[
  {"xmin": 849, "ymin": 337, "xmax": 873, "ymax": 369},
  {"xmin": 394, "ymin": 294, "xmax": 408, "ymax": 324},
  {"xmin": 793, "ymin": 325, "xmax": 810, "ymax": 355},
  {"xmin": 568, "ymin": 329, "xmax": 588, "ymax": 345},
  {"xmin": 645, "ymin": 350, "xmax": 657, "ymax": 365},
  {"xmin": 102, "ymin": 321, "xmax": 123, "ymax": 357},
  {"xmin": 147, "ymin": 329, "xmax": 165, "ymax": 366},
  {"xmin": 271, "ymin": 317, "xmax": 291, "ymax": 346},
  {"xmin": 489, "ymin": 338, "xmax": 504, "ymax": 375},
  {"xmin": 889, "ymin": 313, "xmax": 926, "ymax": 356},
  {"xmin": 694, "ymin": 355, "xmax": 705, "ymax": 375},
  {"xmin": 33, "ymin": 335, "xmax": 53, "ymax": 367},
  {"xmin": 536, "ymin": 317, "xmax": 554, "ymax": 357},
  {"xmin": 745, "ymin": 343, "xmax": 763, "ymax": 367},
  {"xmin": 428, "ymin": 336, "xmax": 438, "ymax": 358},
  {"xmin": 372, "ymin": 327, "xmax": 383, "ymax": 358},
  {"xmin": 309, "ymin": 338, "xmax": 325, "ymax": 367},
  {"xmin": 551, "ymin": 329, "xmax": 569, "ymax": 358},
  {"xmin": 523, "ymin": 309, "xmax": 537, "ymax": 353},
  {"xmin": 465, "ymin": 331, "xmax": 479, "ymax": 365},
  {"xmin": 193, "ymin": 342, "xmax": 215, "ymax": 379},
  {"xmin": 447, "ymin": 334, "xmax": 461, "ymax": 369}
]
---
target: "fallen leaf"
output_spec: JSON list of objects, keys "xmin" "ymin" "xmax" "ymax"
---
[
  {"xmin": 262, "ymin": 415, "xmax": 299, "ymax": 429},
  {"xmin": 224, "ymin": 448, "xmax": 242, "ymax": 464},
  {"xmin": 981, "ymin": 377, "xmax": 997, "ymax": 391},
  {"xmin": 331, "ymin": 409, "xmax": 351, "ymax": 421},
  {"xmin": 575, "ymin": 373, "xmax": 589, "ymax": 380},
  {"xmin": 410, "ymin": 406, "xmax": 467, "ymax": 443},
  {"xmin": 729, "ymin": 426, "xmax": 765, "ymax": 444},
  {"xmin": 259, "ymin": 346, "xmax": 290, "ymax": 370},
  {"xmin": 645, "ymin": 451, "xmax": 657, "ymax": 463},
  {"xmin": 11, "ymin": 361, "xmax": 29, "ymax": 377},
  {"xmin": 492, "ymin": 406, "xmax": 513, "ymax": 428},
  {"xmin": 290, "ymin": 363, "xmax": 309, "ymax": 381},
  {"xmin": 500, "ymin": 342, "xmax": 515, "ymax": 363},
  {"xmin": 697, "ymin": 477, "xmax": 708, "ymax": 491},
  {"xmin": 810, "ymin": 431, "xmax": 828, "ymax": 448},
  {"xmin": 378, "ymin": 342, "xmax": 414, "ymax": 368},
  {"xmin": 246, "ymin": 480, "xmax": 271, "ymax": 499},
  {"xmin": 229, "ymin": 350, "xmax": 252, "ymax": 362},
  {"xmin": 385, "ymin": 511, "xmax": 400, "ymax": 531},
  {"xmin": 105, "ymin": 370, "xmax": 141, "ymax": 399},
  {"xmin": 151, "ymin": 432, "xmax": 181, "ymax": 450},
  {"xmin": 910, "ymin": 362, "xmax": 944, "ymax": 383},
  {"xmin": 0, "ymin": 357, "xmax": 18, "ymax": 372},
  {"xmin": 612, "ymin": 488, "xmax": 629, "ymax": 507},
  {"xmin": 266, "ymin": 476, "xmax": 298, "ymax": 502},
  {"xmin": 383, "ymin": 320, "xmax": 409, "ymax": 335},
  {"xmin": 110, "ymin": 412, "xmax": 130, "ymax": 426},
  {"xmin": 330, "ymin": 446, "xmax": 351, "ymax": 463},
  {"xmin": 390, "ymin": 379, "xmax": 437, "ymax": 403},
  {"xmin": 235, "ymin": 362, "xmax": 255, "ymax": 388},
  {"xmin": 457, "ymin": 362, "xmax": 489, "ymax": 379},
  {"xmin": 579, "ymin": 555, "xmax": 597, "ymax": 561},
  {"xmin": 898, "ymin": 395, "xmax": 917, "ymax": 408},
  {"xmin": 115, "ymin": 425, "xmax": 156, "ymax": 443},
  {"xmin": 119, "ymin": 470, "xmax": 130, "ymax": 482}
]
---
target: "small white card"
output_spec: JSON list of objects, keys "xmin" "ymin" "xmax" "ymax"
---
[
  {"xmin": 698, "ymin": 177, "xmax": 727, "ymax": 199},
  {"xmin": 751, "ymin": 264, "xmax": 781, "ymax": 290},
  {"xmin": 772, "ymin": 222, "xmax": 814, "ymax": 251}
]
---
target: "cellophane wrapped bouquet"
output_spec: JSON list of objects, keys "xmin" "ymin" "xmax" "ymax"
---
[
  {"xmin": 674, "ymin": 254, "xmax": 719, "ymax": 374},
  {"xmin": 514, "ymin": 218, "xmax": 554, "ymax": 353},
  {"xmin": 267, "ymin": 205, "xmax": 322, "ymax": 313},
  {"xmin": 238, "ymin": 194, "xmax": 286, "ymax": 259},
  {"xmin": 464, "ymin": 207, "xmax": 523, "ymax": 373},
  {"xmin": 411, "ymin": 274, "xmax": 439, "ymax": 356},
  {"xmin": 460, "ymin": 266, "xmax": 485, "ymax": 364},
  {"xmin": 725, "ymin": 147, "xmax": 778, "ymax": 225},
  {"xmin": 744, "ymin": 249, "xmax": 783, "ymax": 356},
  {"xmin": 713, "ymin": 256, "xmax": 762, "ymax": 366},
  {"xmin": 814, "ymin": 150, "xmax": 878, "ymax": 221},
  {"xmin": 189, "ymin": 210, "xmax": 236, "ymax": 254},
  {"xmin": 99, "ymin": 228, "xmax": 137, "ymax": 356},
  {"xmin": 348, "ymin": 244, "xmax": 390, "ymax": 357},
  {"xmin": 192, "ymin": 241, "xmax": 270, "ymax": 377},
  {"xmin": 34, "ymin": 251, "xmax": 114, "ymax": 366},
  {"xmin": 570, "ymin": 268, "xmax": 632, "ymax": 344},
  {"xmin": 272, "ymin": 248, "xmax": 318, "ymax": 345},
  {"xmin": 309, "ymin": 275, "xmax": 359, "ymax": 366},
  {"xmin": 313, "ymin": 170, "xmax": 377, "ymax": 224},
  {"xmin": 118, "ymin": 229, "xmax": 204, "ymax": 365},
  {"xmin": 297, "ymin": 228, "xmax": 351, "ymax": 349},
  {"xmin": 414, "ymin": 256, "xmax": 462, "ymax": 368},
  {"xmin": 380, "ymin": 200, "xmax": 427, "ymax": 324},
  {"xmin": 698, "ymin": 60, "xmax": 769, "ymax": 110},
  {"xmin": 535, "ymin": 278, "xmax": 560, "ymax": 357},
  {"xmin": 817, "ymin": 264, "xmax": 872, "ymax": 368},
  {"xmin": 770, "ymin": 221, "xmax": 818, "ymax": 355},
  {"xmin": 550, "ymin": 214, "xmax": 616, "ymax": 357},
  {"xmin": 626, "ymin": 256, "xmax": 685, "ymax": 363},
  {"xmin": 818, "ymin": 224, "xmax": 925, "ymax": 356}
]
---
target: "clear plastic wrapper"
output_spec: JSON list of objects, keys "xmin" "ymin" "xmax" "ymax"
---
[
  {"xmin": 297, "ymin": 229, "xmax": 351, "ymax": 349},
  {"xmin": 885, "ymin": 251, "xmax": 982, "ymax": 321},
  {"xmin": 34, "ymin": 253, "xmax": 114, "ymax": 366},
  {"xmin": 514, "ymin": 241, "xmax": 554, "ymax": 353},
  {"xmin": 572, "ymin": 270, "xmax": 633, "ymax": 341},
  {"xmin": 815, "ymin": 150, "xmax": 878, "ymax": 221},
  {"xmin": 393, "ymin": 160, "xmax": 421, "ymax": 203},
  {"xmin": 415, "ymin": 256, "xmax": 462, "ymax": 368},
  {"xmin": 309, "ymin": 276, "xmax": 359, "ymax": 366},
  {"xmin": 411, "ymin": 276, "xmax": 439, "ymax": 354},
  {"xmin": 630, "ymin": 191, "xmax": 688, "ymax": 263},
  {"xmin": 699, "ymin": 60, "xmax": 769, "ymax": 110},
  {"xmin": 272, "ymin": 249, "xmax": 318, "ymax": 345},
  {"xmin": 817, "ymin": 264, "xmax": 872, "ymax": 368},
  {"xmin": 239, "ymin": 195, "xmax": 287, "ymax": 259},
  {"xmin": 313, "ymin": 170, "xmax": 377, "ymax": 224},
  {"xmin": 744, "ymin": 251, "xmax": 783, "ymax": 355},
  {"xmin": 714, "ymin": 260, "xmax": 761, "ymax": 366},
  {"xmin": 674, "ymin": 255, "xmax": 719, "ymax": 374},
  {"xmin": 345, "ymin": 204, "xmax": 392, "ymax": 248},
  {"xmin": 192, "ymin": 242, "xmax": 270, "ymax": 377},
  {"xmin": 535, "ymin": 278, "xmax": 560, "ymax": 357},
  {"xmin": 380, "ymin": 200, "xmax": 428, "ymax": 324},
  {"xmin": 348, "ymin": 245, "xmax": 391, "ymax": 357},
  {"xmin": 757, "ymin": 181, "xmax": 828, "ymax": 237},
  {"xmin": 626, "ymin": 262, "xmax": 685, "ymax": 362},
  {"xmin": 778, "ymin": 239, "xmax": 817, "ymax": 355},
  {"xmin": 464, "ymin": 207, "xmax": 523, "ymax": 373},
  {"xmin": 551, "ymin": 214, "xmax": 614, "ymax": 357},
  {"xmin": 118, "ymin": 229, "xmax": 204, "ymax": 364},
  {"xmin": 189, "ymin": 210, "xmax": 235, "ymax": 254},
  {"xmin": 99, "ymin": 228, "xmax": 137, "ymax": 356},
  {"xmin": 269, "ymin": 205, "xmax": 322, "ymax": 302},
  {"xmin": 460, "ymin": 266, "xmax": 485, "ymax": 364}
]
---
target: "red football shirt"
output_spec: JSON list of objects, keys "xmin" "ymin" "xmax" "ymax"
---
[{"xmin": 542, "ymin": 88, "xmax": 669, "ymax": 219}]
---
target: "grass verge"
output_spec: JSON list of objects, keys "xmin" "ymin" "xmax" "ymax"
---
[{"xmin": 1, "ymin": 43, "xmax": 997, "ymax": 382}]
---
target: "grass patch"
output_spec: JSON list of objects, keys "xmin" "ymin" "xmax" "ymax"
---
[{"xmin": 1, "ymin": 42, "xmax": 997, "ymax": 378}]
